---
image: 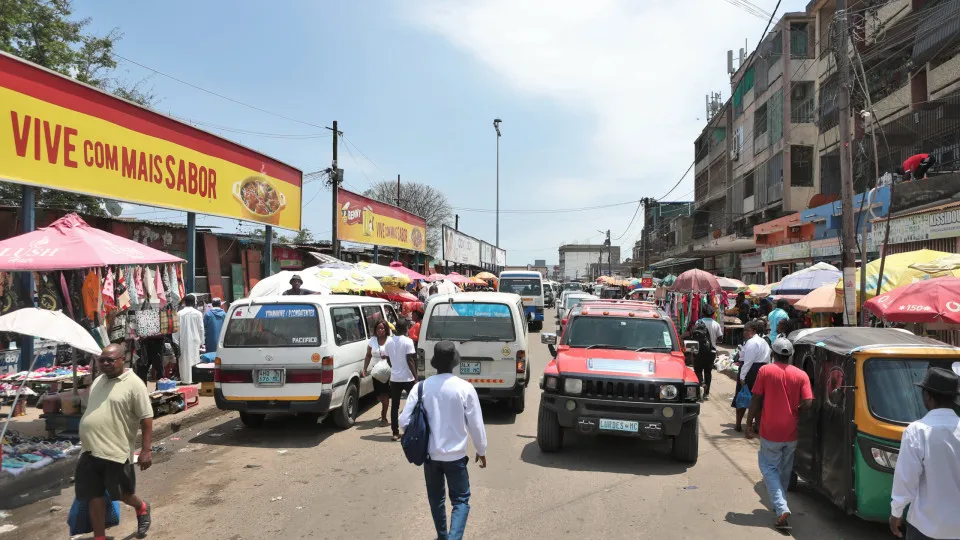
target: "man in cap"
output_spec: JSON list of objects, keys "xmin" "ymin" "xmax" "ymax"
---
[
  {"xmin": 203, "ymin": 298, "xmax": 226, "ymax": 354},
  {"xmin": 283, "ymin": 275, "xmax": 315, "ymax": 296},
  {"xmin": 889, "ymin": 367, "xmax": 960, "ymax": 539},
  {"xmin": 746, "ymin": 336, "xmax": 813, "ymax": 531},
  {"xmin": 399, "ymin": 341, "xmax": 487, "ymax": 540},
  {"xmin": 76, "ymin": 344, "xmax": 154, "ymax": 539}
]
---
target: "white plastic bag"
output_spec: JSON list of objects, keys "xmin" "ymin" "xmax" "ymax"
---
[{"xmin": 371, "ymin": 359, "xmax": 392, "ymax": 383}]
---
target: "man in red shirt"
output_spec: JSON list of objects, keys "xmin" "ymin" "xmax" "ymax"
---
[
  {"xmin": 408, "ymin": 310, "xmax": 423, "ymax": 345},
  {"xmin": 745, "ymin": 337, "xmax": 813, "ymax": 530}
]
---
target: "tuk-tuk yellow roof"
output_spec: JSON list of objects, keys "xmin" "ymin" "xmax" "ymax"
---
[{"xmin": 790, "ymin": 327, "xmax": 960, "ymax": 355}]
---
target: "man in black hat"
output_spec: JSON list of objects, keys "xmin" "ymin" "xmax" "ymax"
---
[
  {"xmin": 890, "ymin": 367, "xmax": 960, "ymax": 539},
  {"xmin": 399, "ymin": 341, "xmax": 487, "ymax": 540},
  {"xmin": 282, "ymin": 275, "xmax": 314, "ymax": 296}
]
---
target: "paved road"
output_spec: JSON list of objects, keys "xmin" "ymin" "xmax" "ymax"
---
[{"xmin": 6, "ymin": 309, "xmax": 887, "ymax": 539}]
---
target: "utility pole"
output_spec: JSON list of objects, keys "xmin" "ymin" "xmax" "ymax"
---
[
  {"xmin": 835, "ymin": 1, "xmax": 857, "ymax": 326},
  {"xmin": 493, "ymin": 118, "xmax": 502, "ymax": 248},
  {"xmin": 455, "ymin": 214, "xmax": 459, "ymax": 231},
  {"xmin": 329, "ymin": 120, "xmax": 341, "ymax": 260},
  {"xmin": 395, "ymin": 174, "xmax": 401, "ymax": 206},
  {"xmin": 605, "ymin": 229, "xmax": 612, "ymax": 277}
]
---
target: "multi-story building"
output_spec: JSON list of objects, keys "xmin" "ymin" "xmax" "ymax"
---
[
  {"xmin": 728, "ymin": 12, "xmax": 819, "ymax": 233},
  {"xmin": 558, "ymin": 244, "xmax": 621, "ymax": 281},
  {"xmin": 638, "ymin": 200, "xmax": 697, "ymax": 275}
]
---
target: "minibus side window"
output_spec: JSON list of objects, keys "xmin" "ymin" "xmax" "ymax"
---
[
  {"xmin": 384, "ymin": 305, "xmax": 399, "ymax": 327},
  {"xmin": 331, "ymin": 306, "xmax": 366, "ymax": 345}
]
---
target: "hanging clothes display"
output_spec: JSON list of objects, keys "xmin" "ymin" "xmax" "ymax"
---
[
  {"xmin": 59, "ymin": 272, "xmax": 73, "ymax": 319},
  {"xmin": 81, "ymin": 271, "xmax": 100, "ymax": 322},
  {"xmin": 154, "ymin": 266, "xmax": 167, "ymax": 308},
  {"xmin": 144, "ymin": 267, "xmax": 158, "ymax": 307},
  {"xmin": 125, "ymin": 266, "xmax": 140, "ymax": 309},
  {"xmin": 101, "ymin": 268, "xmax": 116, "ymax": 311}
]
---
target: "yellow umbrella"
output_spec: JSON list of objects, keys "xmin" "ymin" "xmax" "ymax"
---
[
  {"xmin": 475, "ymin": 272, "xmax": 497, "ymax": 280},
  {"xmin": 309, "ymin": 267, "xmax": 383, "ymax": 293},
  {"xmin": 838, "ymin": 249, "xmax": 960, "ymax": 301},
  {"xmin": 746, "ymin": 283, "xmax": 775, "ymax": 298},
  {"xmin": 354, "ymin": 261, "xmax": 412, "ymax": 287},
  {"xmin": 470, "ymin": 276, "xmax": 487, "ymax": 284},
  {"xmin": 794, "ymin": 282, "xmax": 843, "ymax": 313}
]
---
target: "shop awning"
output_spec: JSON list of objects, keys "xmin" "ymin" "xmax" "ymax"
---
[{"xmin": 650, "ymin": 257, "xmax": 699, "ymax": 270}]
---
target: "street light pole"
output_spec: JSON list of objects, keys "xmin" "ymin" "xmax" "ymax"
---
[{"xmin": 494, "ymin": 119, "xmax": 502, "ymax": 248}]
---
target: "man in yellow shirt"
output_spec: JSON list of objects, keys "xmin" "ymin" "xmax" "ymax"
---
[{"xmin": 76, "ymin": 344, "xmax": 155, "ymax": 539}]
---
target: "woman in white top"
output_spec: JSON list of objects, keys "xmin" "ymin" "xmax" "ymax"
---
[{"xmin": 362, "ymin": 319, "xmax": 391, "ymax": 426}]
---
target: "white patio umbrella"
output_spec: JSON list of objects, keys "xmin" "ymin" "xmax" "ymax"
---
[
  {"xmin": 0, "ymin": 308, "xmax": 103, "ymax": 450},
  {"xmin": 354, "ymin": 261, "xmax": 412, "ymax": 287},
  {"xmin": 249, "ymin": 270, "xmax": 332, "ymax": 298}
]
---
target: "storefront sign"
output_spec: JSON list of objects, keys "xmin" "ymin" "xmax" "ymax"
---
[
  {"xmin": 0, "ymin": 53, "xmax": 303, "ymax": 229},
  {"xmin": 442, "ymin": 225, "xmax": 481, "ymax": 266},
  {"xmin": 872, "ymin": 207, "xmax": 960, "ymax": 245},
  {"xmin": 337, "ymin": 189, "xmax": 427, "ymax": 252},
  {"xmin": 480, "ymin": 241, "xmax": 495, "ymax": 265},
  {"xmin": 273, "ymin": 246, "xmax": 303, "ymax": 269},
  {"xmin": 641, "ymin": 277, "xmax": 653, "ymax": 288},
  {"xmin": 495, "ymin": 248, "xmax": 507, "ymax": 267},
  {"xmin": 761, "ymin": 242, "xmax": 811, "ymax": 263},
  {"xmin": 740, "ymin": 251, "xmax": 763, "ymax": 271},
  {"xmin": 810, "ymin": 236, "xmax": 875, "ymax": 259}
]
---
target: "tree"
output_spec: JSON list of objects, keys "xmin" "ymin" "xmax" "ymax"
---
[
  {"xmin": 248, "ymin": 228, "xmax": 290, "ymax": 244},
  {"xmin": 364, "ymin": 181, "xmax": 453, "ymax": 256},
  {"xmin": 293, "ymin": 228, "xmax": 314, "ymax": 244},
  {"xmin": 0, "ymin": 0, "xmax": 158, "ymax": 215}
]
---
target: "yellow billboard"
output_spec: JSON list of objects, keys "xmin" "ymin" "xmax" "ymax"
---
[
  {"xmin": 0, "ymin": 53, "xmax": 302, "ymax": 230},
  {"xmin": 338, "ymin": 189, "xmax": 426, "ymax": 252}
]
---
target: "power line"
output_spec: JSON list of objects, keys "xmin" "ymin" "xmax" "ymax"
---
[{"xmin": 112, "ymin": 53, "xmax": 328, "ymax": 130}]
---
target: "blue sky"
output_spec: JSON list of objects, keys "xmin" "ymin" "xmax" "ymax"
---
[{"xmin": 76, "ymin": 0, "xmax": 807, "ymax": 266}]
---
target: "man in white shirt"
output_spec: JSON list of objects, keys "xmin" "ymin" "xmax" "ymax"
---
[
  {"xmin": 734, "ymin": 320, "xmax": 770, "ymax": 431},
  {"xmin": 387, "ymin": 319, "xmax": 418, "ymax": 441},
  {"xmin": 173, "ymin": 294, "xmax": 204, "ymax": 385},
  {"xmin": 400, "ymin": 341, "xmax": 487, "ymax": 540},
  {"xmin": 889, "ymin": 367, "xmax": 960, "ymax": 540}
]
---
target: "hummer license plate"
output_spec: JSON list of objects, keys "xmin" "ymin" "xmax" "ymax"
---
[{"xmin": 599, "ymin": 419, "xmax": 639, "ymax": 433}]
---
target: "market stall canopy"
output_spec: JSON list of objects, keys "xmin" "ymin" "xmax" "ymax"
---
[
  {"xmin": 863, "ymin": 277, "xmax": 960, "ymax": 324},
  {"xmin": 248, "ymin": 270, "xmax": 332, "ymax": 298},
  {"xmin": 661, "ymin": 274, "xmax": 677, "ymax": 287},
  {"xmin": 424, "ymin": 273, "xmax": 446, "ymax": 282},
  {"xmin": 746, "ymin": 283, "xmax": 771, "ymax": 298},
  {"xmin": 355, "ymin": 262, "xmax": 412, "ymax": 287},
  {"xmin": 773, "ymin": 262, "xmax": 841, "ymax": 296},
  {"xmin": 475, "ymin": 272, "xmax": 497, "ymax": 281},
  {"xmin": 378, "ymin": 287, "xmax": 418, "ymax": 303},
  {"xmin": 717, "ymin": 277, "xmax": 747, "ymax": 292},
  {"xmin": 840, "ymin": 249, "xmax": 960, "ymax": 301},
  {"xmin": 670, "ymin": 269, "xmax": 720, "ymax": 293},
  {"xmin": 310, "ymin": 267, "xmax": 383, "ymax": 293},
  {"xmin": 0, "ymin": 308, "xmax": 101, "ymax": 355},
  {"xmin": 793, "ymin": 282, "xmax": 843, "ymax": 313},
  {"xmin": 0, "ymin": 213, "xmax": 183, "ymax": 271},
  {"xmin": 389, "ymin": 261, "xmax": 427, "ymax": 281}
]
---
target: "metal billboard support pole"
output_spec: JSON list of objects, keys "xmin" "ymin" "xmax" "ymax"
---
[
  {"xmin": 186, "ymin": 212, "xmax": 196, "ymax": 293},
  {"xmin": 264, "ymin": 225, "xmax": 273, "ymax": 278},
  {"xmin": 18, "ymin": 186, "xmax": 35, "ymax": 371}
]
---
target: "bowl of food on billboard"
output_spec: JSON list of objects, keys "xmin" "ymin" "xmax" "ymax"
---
[{"xmin": 233, "ymin": 175, "xmax": 287, "ymax": 225}]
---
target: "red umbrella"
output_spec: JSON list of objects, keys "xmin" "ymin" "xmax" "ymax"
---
[
  {"xmin": 863, "ymin": 277, "xmax": 960, "ymax": 324},
  {"xmin": 389, "ymin": 261, "xmax": 426, "ymax": 280},
  {"xmin": 0, "ymin": 213, "xmax": 183, "ymax": 271},
  {"xmin": 670, "ymin": 269, "xmax": 721, "ymax": 293},
  {"xmin": 377, "ymin": 289, "xmax": 418, "ymax": 304}
]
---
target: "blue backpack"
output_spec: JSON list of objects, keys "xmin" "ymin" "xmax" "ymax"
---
[{"xmin": 401, "ymin": 383, "xmax": 430, "ymax": 466}]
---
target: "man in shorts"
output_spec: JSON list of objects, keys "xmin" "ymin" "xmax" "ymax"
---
[{"xmin": 76, "ymin": 343, "xmax": 155, "ymax": 539}]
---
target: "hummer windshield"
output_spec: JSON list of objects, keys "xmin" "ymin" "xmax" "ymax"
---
[{"xmin": 562, "ymin": 316, "xmax": 676, "ymax": 352}]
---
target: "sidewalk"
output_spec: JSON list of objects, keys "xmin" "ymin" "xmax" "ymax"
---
[{"xmin": 0, "ymin": 393, "xmax": 227, "ymax": 509}]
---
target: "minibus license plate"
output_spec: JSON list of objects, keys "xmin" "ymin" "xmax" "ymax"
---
[
  {"xmin": 460, "ymin": 362, "xmax": 481, "ymax": 375},
  {"xmin": 257, "ymin": 369, "xmax": 284, "ymax": 386},
  {"xmin": 599, "ymin": 419, "xmax": 639, "ymax": 433}
]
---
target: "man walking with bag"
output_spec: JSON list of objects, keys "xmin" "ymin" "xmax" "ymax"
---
[
  {"xmin": 76, "ymin": 344, "xmax": 154, "ymax": 539},
  {"xmin": 400, "ymin": 341, "xmax": 488, "ymax": 540}
]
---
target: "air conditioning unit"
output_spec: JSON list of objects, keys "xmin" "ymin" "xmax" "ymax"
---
[{"xmin": 730, "ymin": 149, "xmax": 739, "ymax": 161}]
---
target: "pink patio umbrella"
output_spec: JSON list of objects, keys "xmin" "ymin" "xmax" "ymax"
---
[
  {"xmin": 445, "ymin": 272, "xmax": 474, "ymax": 285},
  {"xmin": 670, "ymin": 269, "xmax": 721, "ymax": 293},
  {"xmin": 389, "ymin": 260, "xmax": 426, "ymax": 280},
  {"xmin": 424, "ymin": 273, "xmax": 446, "ymax": 282},
  {"xmin": 0, "ymin": 213, "xmax": 183, "ymax": 270}
]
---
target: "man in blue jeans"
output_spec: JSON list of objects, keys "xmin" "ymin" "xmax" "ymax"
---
[
  {"xmin": 745, "ymin": 337, "xmax": 813, "ymax": 530},
  {"xmin": 400, "ymin": 341, "xmax": 488, "ymax": 540}
]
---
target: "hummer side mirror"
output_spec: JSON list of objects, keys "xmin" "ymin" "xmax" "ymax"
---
[
  {"xmin": 684, "ymin": 340, "xmax": 699, "ymax": 355},
  {"xmin": 541, "ymin": 333, "xmax": 557, "ymax": 345}
]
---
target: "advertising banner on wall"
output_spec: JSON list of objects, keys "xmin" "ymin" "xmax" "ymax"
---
[
  {"xmin": 0, "ymin": 53, "xmax": 303, "ymax": 230},
  {"xmin": 480, "ymin": 241, "xmax": 495, "ymax": 266},
  {"xmin": 442, "ymin": 225, "xmax": 481, "ymax": 266},
  {"xmin": 495, "ymin": 248, "xmax": 506, "ymax": 267},
  {"xmin": 337, "ymin": 189, "xmax": 427, "ymax": 251}
]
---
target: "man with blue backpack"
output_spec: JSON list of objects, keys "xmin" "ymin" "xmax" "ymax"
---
[{"xmin": 399, "ymin": 341, "xmax": 488, "ymax": 540}]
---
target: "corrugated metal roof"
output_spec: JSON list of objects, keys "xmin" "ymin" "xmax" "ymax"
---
[{"xmin": 888, "ymin": 199, "xmax": 960, "ymax": 220}]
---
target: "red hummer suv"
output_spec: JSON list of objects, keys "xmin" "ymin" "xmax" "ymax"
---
[{"xmin": 537, "ymin": 304, "xmax": 701, "ymax": 463}]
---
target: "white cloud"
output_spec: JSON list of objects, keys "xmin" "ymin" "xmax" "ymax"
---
[{"xmin": 403, "ymin": 0, "xmax": 806, "ymax": 263}]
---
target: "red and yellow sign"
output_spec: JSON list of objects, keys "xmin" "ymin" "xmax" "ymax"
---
[
  {"xmin": 0, "ymin": 53, "xmax": 302, "ymax": 230},
  {"xmin": 337, "ymin": 189, "xmax": 426, "ymax": 252}
]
